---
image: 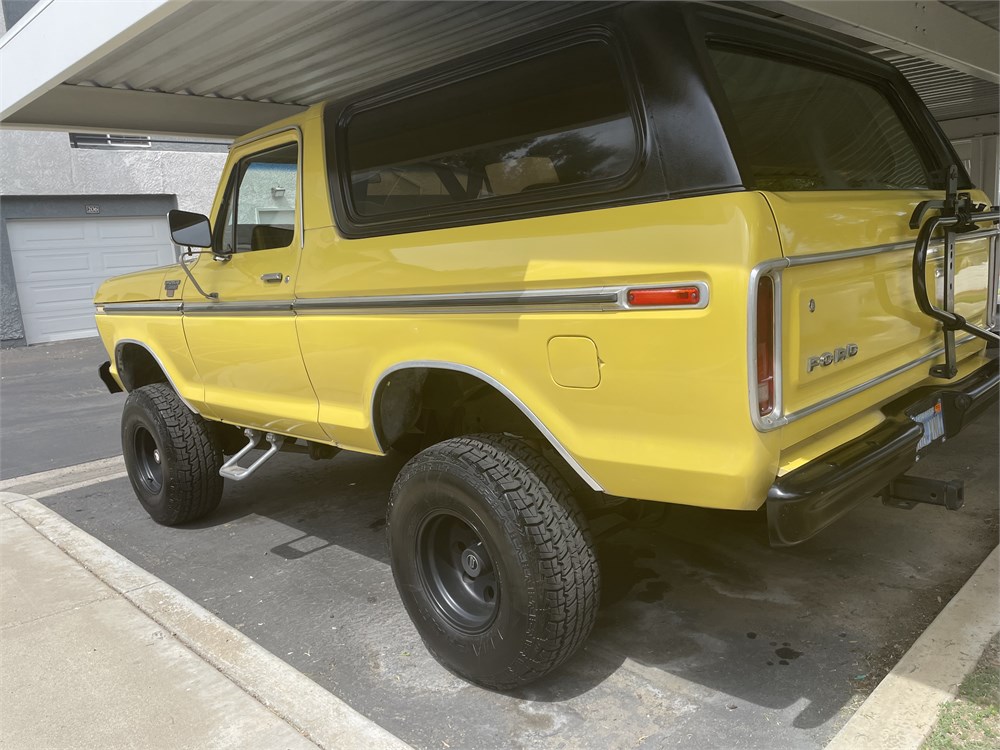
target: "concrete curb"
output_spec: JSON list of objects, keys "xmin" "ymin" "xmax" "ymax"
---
[
  {"xmin": 0, "ymin": 455, "xmax": 125, "ymax": 491},
  {"xmin": 0, "ymin": 455, "xmax": 129, "ymax": 500},
  {"xmin": 825, "ymin": 544, "xmax": 999, "ymax": 750},
  {"xmin": 1, "ymin": 491, "xmax": 413, "ymax": 750}
]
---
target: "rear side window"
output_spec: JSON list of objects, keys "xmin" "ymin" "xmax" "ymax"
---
[
  {"xmin": 343, "ymin": 39, "xmax": 639, "ymax": 221},
  {"xmin": 709, "ymin": 48, "xmax": 932, "ymax": 191}
]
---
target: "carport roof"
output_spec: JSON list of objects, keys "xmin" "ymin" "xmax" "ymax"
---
[
  {"xmin": 1, "ymin": 0, "xmax": 997, "ymax": 139},
  {"xmin": 0, "ymin": 0, "xmax": 605, "ymax": 138}
]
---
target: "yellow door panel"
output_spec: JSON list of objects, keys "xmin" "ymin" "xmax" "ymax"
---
[{"xmin": 182, "ymin": 133, "xmax": 324, "ymax": 441}]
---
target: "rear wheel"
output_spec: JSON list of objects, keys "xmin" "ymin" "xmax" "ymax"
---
[
  {"xmin": 388, "ymin": 434, "xmax": 600, "ymax": 690},
  {"xmin": 121, "ymin": 383, "xmax": 224, "ymax": 525}
]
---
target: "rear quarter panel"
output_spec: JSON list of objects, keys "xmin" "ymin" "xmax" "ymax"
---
[{"xmin": 296, "ymin": 191, "xmax": 783, "ymax": 509}]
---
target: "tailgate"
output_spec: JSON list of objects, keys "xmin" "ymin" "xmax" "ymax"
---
[
  {"xmin": 762, "ymin": 190, "xmax": 994, "ymax": 433},
  {"xmin": 704, "ymin": 43, "xmax": 997, "ymax": 440}
]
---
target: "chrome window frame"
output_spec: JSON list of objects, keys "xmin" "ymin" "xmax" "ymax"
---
[{"xmin": 223, "ymin": 125, "xmax": 305, "ymax": 250}]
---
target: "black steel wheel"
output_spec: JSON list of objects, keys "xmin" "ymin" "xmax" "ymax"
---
[
  {"xmin": 121, "ymin": 383, "xmax": 224, "ymax": 526},
  {"xmin": 388, "ymin": 434, "xmax": 600, "ymax": 690},
  {"xmin": 131, "ymin": 426, "xmax": 163, "ymax": 494},
  {"xmin": 417, "ymin": 511, "xmax": 499, "ymax": 634}
]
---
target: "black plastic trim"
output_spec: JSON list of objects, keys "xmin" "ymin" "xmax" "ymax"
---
[
  {"xmin": 98, "ymin": 361, "xmax": 123, "ymax": 394},
  {"xmin": 766, "ymin": 357, "xmax": 999, "ymax": 546},
  {"xmin": 319, "ymin": 1, "xmax": 968, "ymax": 240}
]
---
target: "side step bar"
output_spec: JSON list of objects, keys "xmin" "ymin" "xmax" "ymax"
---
[
  {"xmin": 219, "ymin": 429, "xmax": 281, "ymax": 481},
  {"xmin": 218, "ymin": 428, "xmax": 342, "ymax": 481}
]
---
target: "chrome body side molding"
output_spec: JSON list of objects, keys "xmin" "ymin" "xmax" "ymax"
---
[
  {"xmin": 97, "ymin": 281, "xmax": 711, "ymax": 316},
  {"xmin": 372, "ymin": 360, "xmax": 605, "ymax": 492},
  {"xmin": 184, "ymin": 301, "xmax": 294, "ymax": 314},
  {"xmin": 296, "ymin": 287, "xmax": 619, "ymax": 313},
  {"xmin": 102, "ymin": 302, "xmax": 183, "ymax": 315}
]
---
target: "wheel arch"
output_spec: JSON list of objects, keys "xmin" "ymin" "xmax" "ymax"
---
[
  {"xmin": 115, "ymin": 339, "xmax": 200, "ymax": 413},
  {"xmin": 371, "ymin": 360, "xmax": 603, "ymax": 492}
]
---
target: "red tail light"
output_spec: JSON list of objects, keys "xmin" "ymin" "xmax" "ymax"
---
[{"xmin": 756, "ymin": 276, "xmax": 775, "ymax": 417}]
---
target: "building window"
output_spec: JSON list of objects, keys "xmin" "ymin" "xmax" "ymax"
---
[{"xmin": 69, "ymin": 133, "xmax": 152, "ymax": 150}]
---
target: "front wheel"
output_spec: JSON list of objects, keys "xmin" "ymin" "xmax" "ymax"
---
[
  {"xmin": 121, "ymin": 383, "xmax": 224, "ymax": 525},
  {"xmin": 388, "ymin": 434, "xmax": 600, "ymax": 690}
]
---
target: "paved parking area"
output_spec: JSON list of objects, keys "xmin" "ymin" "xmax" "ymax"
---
[
  {"xmin": 0, "ymin": 339, "xmax": 122, "ymax": 477},
  {"xmin": 3, "ymin": 340, "xmax": 999, "ymax": 749}
]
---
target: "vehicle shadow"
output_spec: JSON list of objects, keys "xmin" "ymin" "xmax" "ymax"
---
[
  {"xmin": 41, "ymin": 413, "xmax": 994, "ymax": 748},
  {"xmin": 174, "ymin": 413, "xmax": 998, "ymax": 738}
]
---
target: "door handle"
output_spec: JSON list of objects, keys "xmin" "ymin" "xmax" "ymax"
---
[{"xmin": 261, "ymin": 272, "xmax": 283, "ymax": 283}]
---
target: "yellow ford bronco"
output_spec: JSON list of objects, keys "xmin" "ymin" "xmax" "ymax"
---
[{"xmin": 94, "ymin": 3, "xmax": 998, "ymax": 689}]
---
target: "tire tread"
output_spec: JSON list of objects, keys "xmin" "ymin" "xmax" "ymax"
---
[
  {"xmin": 123, "ymin": 383, "xmax": 223, "ymax": 525},
  {"xmin": 390, "ymin": 433, "xmax": 599, "ymax": 689}
]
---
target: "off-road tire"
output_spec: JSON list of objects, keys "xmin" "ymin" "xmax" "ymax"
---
[
  {"xmin": 121, "ymin": 383, "xmax": 224, "ymax": 526},
  {"xmin": 388, "ymin": 434, "xmax": 600, "ymax": 690}
]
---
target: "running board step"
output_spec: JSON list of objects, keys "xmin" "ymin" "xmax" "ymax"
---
[
  {"xmin": 219, "ymin": 429, "xmax": 282, "ymax": 481},
  {"xmin": 880, "ymin": 475, "xmax": 964, "ymax": 511}
]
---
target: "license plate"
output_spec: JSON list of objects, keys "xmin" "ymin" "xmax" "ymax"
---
[{"xmin": 913, "ymin": 401, "xmax": 945, "ymax": 451}]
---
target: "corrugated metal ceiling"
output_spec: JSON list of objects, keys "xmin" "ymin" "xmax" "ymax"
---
[
  {"xmin": 66, "ymin": 1, "xmax": 601, "ymax": 107},
  {"xmin": 740, "ymin": 1, "xmax": 998, "ymax": 122},
  {"xmin": 880, "ymin": 1, "xmax": 998, "ymax": 120},
  {"xmin": 67, "ymin": 0, "xmax": 998, "ymax": 122},
  {"xmin": 943, "ymin": 0, "xmax": 999, "ymax": 31},
  {"xmin": 5, "ymin": 0, "xmax": 995, "ymax": 135},
  {"xmin": 868, "ymin": 46, "xmax": 998, "ymax": 122}
]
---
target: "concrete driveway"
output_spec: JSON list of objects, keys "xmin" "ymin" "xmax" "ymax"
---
[{"xmin": 3, "ymin": 339, "xmax": 998, "ymax": 749}]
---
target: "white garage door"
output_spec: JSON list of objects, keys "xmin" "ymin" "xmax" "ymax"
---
[{"xmin": 7, "ymin": 216, "xmax": 176, "ymax": 344}]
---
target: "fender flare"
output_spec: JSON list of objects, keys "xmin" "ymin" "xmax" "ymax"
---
[
  {"xmin": 371, "ymin": 360, "xmax": 604, "ymax": 492},
  {"xmin": 114, "ymin": 338, "xmax": 200, "ymax": 414}
]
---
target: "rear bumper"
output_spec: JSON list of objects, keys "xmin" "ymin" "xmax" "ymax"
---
[{"xmin": 766, "ymin": 357, "xmax": 998, "ymax": 546}]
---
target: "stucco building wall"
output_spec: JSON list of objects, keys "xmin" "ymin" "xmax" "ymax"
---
[
  {"xmin": 0, "ymin": 130, "xmax": 227, "ymax": 214},
  {"xmin": 0, "ymin": 129, "xmax": 228, "ymax": 345}
]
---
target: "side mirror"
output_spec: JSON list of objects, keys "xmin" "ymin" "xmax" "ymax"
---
[{"xmin": 168, "ymin": 209, "xmax": 212, "ymax": 248}]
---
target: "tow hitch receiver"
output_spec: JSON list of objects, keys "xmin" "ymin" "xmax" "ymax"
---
[{"xmin": 880, "ymin": 475, "xmax": 964, "ymax": 511}]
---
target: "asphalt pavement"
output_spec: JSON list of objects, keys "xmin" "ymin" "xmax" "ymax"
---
[
  {"xmin": 0, "ymin": 338, "xmax": 122, "ymax": 477},
  {"xmin": 2, "ymin": 339, "xmax": 998, "ymax": 749}
]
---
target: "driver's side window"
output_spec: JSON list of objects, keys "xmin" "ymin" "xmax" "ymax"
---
[{"xmin": 215, "ymin": 142, "xmax": 299, "ymax": 254}]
